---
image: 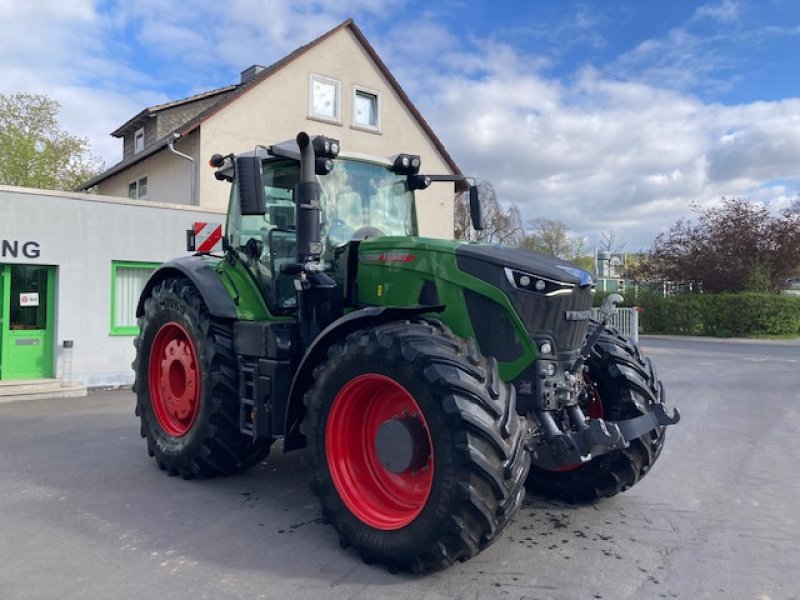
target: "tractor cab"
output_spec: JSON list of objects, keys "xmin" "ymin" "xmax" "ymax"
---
[
  {"xmin": 213, "ymin": 139, "xmax": 442, "ymax": 312},
  {"xmin": 227, "ymin": 153, "xmax": 418, "ymax": 249}
]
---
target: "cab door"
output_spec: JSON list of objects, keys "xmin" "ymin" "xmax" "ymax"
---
[{"xmin": 0, "ymin": 265, "xmax": 55, "ymax": 380}]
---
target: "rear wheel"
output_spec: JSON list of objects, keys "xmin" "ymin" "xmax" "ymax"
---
[
  {"xmin": 305, "ymin": 319, "xmax": 529, "ymax": 573},
  {"xmin": 526, "ymin": 323, "xmax": 666, "ymax": 503},
  {"xmin": 133, "ymin": 276, "xmax": 271, "ymax": 478}
]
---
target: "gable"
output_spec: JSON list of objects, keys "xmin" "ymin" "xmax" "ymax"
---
[{"xmin": 200, "ymin": 25, "xmax": 455, "ymax": 173}]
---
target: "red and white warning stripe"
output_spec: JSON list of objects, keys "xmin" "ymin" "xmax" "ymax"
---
[{"xmin": 193, "ymin": 222, "xmax": 223, "ymax": 253}]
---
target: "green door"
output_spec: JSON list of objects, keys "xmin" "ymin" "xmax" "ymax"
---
[{"xmin": 0, "ymin": 265, "xmax": 56, "ymax": 380}]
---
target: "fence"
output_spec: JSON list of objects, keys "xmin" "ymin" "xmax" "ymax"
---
[{"xmin": 590, "ymin": 307, "xmax": 639, "ymax": 342}]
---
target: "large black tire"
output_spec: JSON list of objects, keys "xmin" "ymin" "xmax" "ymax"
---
[
  {"xmin": 526, "ymin": 323, "xmax": 666, "ymax": 503},
  {"xmin": 305, "ymin": 319, "xmax": 529, "ymax": 573},
  {"xmin": 133, "ymin": 276, "xmax": 271, "ymax": 479}
]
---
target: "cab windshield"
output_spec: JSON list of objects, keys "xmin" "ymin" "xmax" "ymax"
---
[
  {"xmin": 229, "ymin": 157, "xmax": 415, "ymax": 256},
  {"xmin": 227, "ymin": 157, "xmax": 416, "ymax": 311}
]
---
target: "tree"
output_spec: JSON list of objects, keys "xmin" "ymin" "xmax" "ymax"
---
[
  {"xmin": 638, "ymin": 197, "xmax": 800, "ymax": 293},
  {"xmin": 455, "ymin": 180, "xmax": 524, "ymax": 245},
  {"xmin": 787, "ymin": 195, "xmax": 800, "ymax": 216},
  {"xmin": 520, "ymin": 218, "xmax": 593, "ymax": 270},
  {"xmin": 599, "ymin": 229, "xmax": 626, "ymax": 254},
  {"xmin": 0, "ymin": 93, "xmax": 103, "ymax": 191}
]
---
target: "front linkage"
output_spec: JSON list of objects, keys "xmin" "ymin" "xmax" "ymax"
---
[{"xmin": 526, "ymin": 294, "xmax": 680, "ymax": 472}]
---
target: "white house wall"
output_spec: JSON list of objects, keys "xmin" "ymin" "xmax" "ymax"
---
[
  {"xmin": 0, "ymin": 186, "xmax": 224, "ymax": 387},
  {"xmin": 199, "ymin": 27, "xmax": 456, "ymax": 238}
]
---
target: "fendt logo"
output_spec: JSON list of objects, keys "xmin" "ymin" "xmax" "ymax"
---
[{"xmin": 1, "ymin": 240, "xmax": 41, "ymax": 259}]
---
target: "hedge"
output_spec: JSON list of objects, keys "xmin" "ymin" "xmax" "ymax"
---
[{"xmin": 636, "ymin": 292, "xmax": 800, "ymax": 337}]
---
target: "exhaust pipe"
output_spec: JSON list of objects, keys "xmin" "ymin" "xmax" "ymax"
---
[{"xmin": 294, "ymin": 132, "xmax": 323, "ymax": 268}]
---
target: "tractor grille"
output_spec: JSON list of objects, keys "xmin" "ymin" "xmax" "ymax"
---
[
  {"xmin": 454, "ymin": 248, "xmax": 595, "ymax": 355},
  {"xmin": 506, "ymin": 286, "xmax": 593, "ymax": 353}
]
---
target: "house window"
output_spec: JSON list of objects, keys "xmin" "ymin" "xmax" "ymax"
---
[
  {"xmin": 128, "ymin": 176, "xmax": 148, "ymax": 199},
  {"xmin": 134, "ymin": 127, "xmax": 145, "ymax": 154},
  {"xmin": 309, "ymin": 74, "xmax": 340, "ymax": 122},
  {"xmin": 110, "ymin": 261, "xmax": 160, "ymax": 335},
  {"xmin": 353, "ymin": 86, "xmax": 380, "ymax": 130}
]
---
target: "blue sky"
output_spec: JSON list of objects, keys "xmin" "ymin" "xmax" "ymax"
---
[{"xmin": 2, "ymin": 0, "xmax": 799, "ymax": 250}]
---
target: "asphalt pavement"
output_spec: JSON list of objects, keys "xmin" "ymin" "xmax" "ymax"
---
[{"xmin": 0, "ymin": 336, "xmax": 798, "ymax": 600}]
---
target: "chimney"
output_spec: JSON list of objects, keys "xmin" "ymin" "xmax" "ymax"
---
[{"xmin": 240, "ymin": 65, "xmax": 266, "ymax": 84}]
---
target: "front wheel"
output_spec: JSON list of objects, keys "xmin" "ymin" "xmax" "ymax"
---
[
  {"xmin": 305, "ymin": 319, "xmax": 529, "ymax": 573},
  {"xmin": 526, "ymin": 323, "xmax": 667, "ymax": 503}
]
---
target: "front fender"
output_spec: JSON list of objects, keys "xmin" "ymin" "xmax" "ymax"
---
[
  {"xmin": 136, "ymin": 255, "xmax": 237, "ymax": 320},
  {"xmin": 282, "ymin": 304, "xmax": 444, "ymax": 451}
]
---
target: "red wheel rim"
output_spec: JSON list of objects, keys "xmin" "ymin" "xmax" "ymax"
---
[
  {"xmin": 148, "ymin": 322, "xmax": 200, "ymax": 437},
  {"xmin": 554, "ymin": 375, "xmax": 605, "ymax": 472},
  {"xmin": 326, "ymin": 374, "xmax": 434, "ymax": 530}
]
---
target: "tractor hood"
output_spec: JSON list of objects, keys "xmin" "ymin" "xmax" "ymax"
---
[{"xmin": 455, "ymin": 243, "xmax": 594, "ymax": 288}]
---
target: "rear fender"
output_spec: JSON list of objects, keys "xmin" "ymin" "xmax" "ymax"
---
[
  {"xmin": 282, "ymin": 304, "xmax": 444, "ymax": 451},
  {"xmin": 136, "ymin": 256, "xmax": 237, "ymax": 319}
]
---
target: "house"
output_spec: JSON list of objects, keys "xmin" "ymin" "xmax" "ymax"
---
[{"xmin": 79, "ymin": 19, "xmax": 460, "ymax": 239}]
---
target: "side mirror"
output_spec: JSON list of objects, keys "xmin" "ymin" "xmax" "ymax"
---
[
  {"xmin": 235, "ymin": 156, "xmax": 266, "ymax": 216},
  {"xmin": 469, "ymin": 185, "xmax": 484, "ymax": 230}
]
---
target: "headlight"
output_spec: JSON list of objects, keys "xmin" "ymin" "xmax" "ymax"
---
[{"xmin": 504, "ymin": 268, "xmax": 575, "ymax": 296}]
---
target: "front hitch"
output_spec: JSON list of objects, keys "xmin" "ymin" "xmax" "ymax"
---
[{"xmin": 529, "ymin": 403, "xmax": 681, "ymax": 471}]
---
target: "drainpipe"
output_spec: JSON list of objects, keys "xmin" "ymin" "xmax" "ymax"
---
[{"xmin": 168, "ymin": 132, "xmax": 197, "ymax": 205}]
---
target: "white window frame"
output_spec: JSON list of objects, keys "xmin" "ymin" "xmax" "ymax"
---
[
  {"xmin": 308, "ymin": 74, "xmax": 341, "ymax": 124},
  {"xmin": 352, "ymin": 85, "xmax": 381, "ymax": 133},
  {"xmin": 128, "ymin": 176, "xmax": 148, "ymax": 199},
  {"xmin": 134, "ymin": 127, "xmax": 145, "ymax": 154}
]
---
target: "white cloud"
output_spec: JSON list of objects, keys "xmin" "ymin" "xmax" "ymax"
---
[
  {"xmin": 692, "ymin": 0, "xmax": 741, "ymax": 23},
  {"xmin": 0, "ymin": 0, "xmax": 169, "ymax": 163},
  {"xmin": 411, "ymin": 43, "xmax": 800, "ymax": 250}
]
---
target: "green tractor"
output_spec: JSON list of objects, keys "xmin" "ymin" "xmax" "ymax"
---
[{"xmin": 133, "ymin": 132, "xmax": 679, "ymax": 573}]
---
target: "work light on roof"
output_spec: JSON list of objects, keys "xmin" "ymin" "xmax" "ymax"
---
[
  {"xmin": 408, "ymin": 174, "xmax": 431, "ymax": 190},
  {"xmin": 391, "ymin": 154, "xmax": 421, "ymax": 175},
  {"xmin": 315, "ymin": 157, "xmax": 334, "ymax": 175},
  {"xmin": 313, "ymin": 135, "xmax": 340, "ymax": 159}
]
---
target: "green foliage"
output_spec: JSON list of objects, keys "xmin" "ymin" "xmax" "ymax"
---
[
  {"xmin": 745, "ymin": 260, "xmax": 773, "ymax": 293},
  {"xmin": 570, "ymin": 255, "xmax": 594, "ymax": 271},
  {"xmin": 638, "ymin": 293, "xmax": 800, "ymax": 337},
  {"xmin": 0, "ymin": 93, "xmax": 103, "ymax": 191}
]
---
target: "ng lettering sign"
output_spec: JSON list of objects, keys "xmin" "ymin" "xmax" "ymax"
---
[{"xmin": 1, "ymin": 240, "xmax": 41, "ymax": 259}]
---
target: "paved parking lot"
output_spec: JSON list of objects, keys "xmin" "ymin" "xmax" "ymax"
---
[{"xmin": 1, "ymin": 337, "xmax": 798, "ymax": 600}]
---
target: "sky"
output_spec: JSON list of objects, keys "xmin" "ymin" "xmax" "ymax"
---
[{"xmin": 2, "ymin": 0, "xmax": 799, "ymax": 251}]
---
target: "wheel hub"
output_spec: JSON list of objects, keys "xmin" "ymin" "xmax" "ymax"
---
[
  {"xmin": 148, "ymin": 322, "xmax": 200, "ymax": 437},
  {"xmin": 160, "ymin": 338, "xmax": 196, "ymax": 421},
  {"xmin": 375, "ymin": 417, "xmax": 430, "ymax": 474}
]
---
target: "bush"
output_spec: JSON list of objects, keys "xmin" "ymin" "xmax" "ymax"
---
[{"xmin": 638, "ymin": 292, "xmax": 800, "ymax": 337}]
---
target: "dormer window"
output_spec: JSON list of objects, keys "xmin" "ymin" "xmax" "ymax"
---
[{"xmin": 134, "ymin": 127, "xmax": 145, "ymax": 154}]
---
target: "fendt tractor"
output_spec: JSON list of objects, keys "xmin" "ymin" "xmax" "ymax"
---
[{"xmin": 133, "ymin": 132, "xmax": 679, "ymax": 573}]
